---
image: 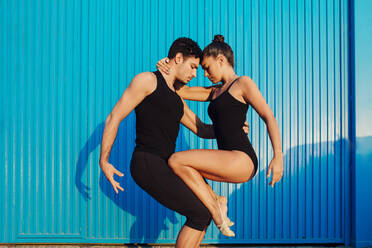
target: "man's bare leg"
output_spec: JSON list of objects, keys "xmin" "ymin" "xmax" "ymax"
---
[
  {"xmin": 176, "ymin": 225, "xmax": 206, "ymax": 248},
  {"xmin": 195, "ymin": 227, "xmax": 207, "ymax": 247}
]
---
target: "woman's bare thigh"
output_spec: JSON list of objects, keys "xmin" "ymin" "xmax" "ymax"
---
[{"xmin": 169, "ymin": 149, "xmax": 255, "ymax": 183}]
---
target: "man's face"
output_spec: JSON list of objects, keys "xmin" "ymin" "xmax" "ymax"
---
[{"xmin": 175, "ymin": 55, "xmax": 200, "ymax": 84}]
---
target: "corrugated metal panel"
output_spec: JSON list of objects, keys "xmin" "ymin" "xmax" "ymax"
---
[{"xmin": 0, "ymin": 0, "xmax": 350, "ymax": 244}]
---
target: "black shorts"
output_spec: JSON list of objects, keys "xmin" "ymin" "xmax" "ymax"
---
[{"xmin": 130, "ymin": 150, "xmax": 212, "ymax": 231}]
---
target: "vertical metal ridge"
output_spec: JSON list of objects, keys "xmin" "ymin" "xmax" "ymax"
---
[
  {"xmin": 42, "ymin": 0, "xmax": 49, "ymax": 234},
  {"xmin": 342, "ymin": 0, "xmax": 350, "ymax": 243},
  {"xmin": 0, "ymin": 0, "xmax": 6, "ymax": 241},
  {"xmin": 50, "ymin": 0, "xmax": 56, "ymax": 234},
  {"xmin": 42, "ymin": 0, "xmax": 48, "ymax": 235},
  {"xmin": 311, "ymin": 0, "xmax": 315, "ymax": 238},
  {"xmin": 334, "ymin": 0, "xmax": 342, "ymax": 239},
  {"xmin": 10, "ymin": 0, "xmax": 17, "ymax": 240}
]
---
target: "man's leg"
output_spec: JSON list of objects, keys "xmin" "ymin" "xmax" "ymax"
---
[
  {"xmin": 176, "ymin": 225, "xmax": 206, "ymax": 248},
  {"xmin": 130, "ymin": 151, "xmax": 212, "ymax": 243}
]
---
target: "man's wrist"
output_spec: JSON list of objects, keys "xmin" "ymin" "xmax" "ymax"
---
[
  {"xmin": 273, "ymin": 151, "xmax": 283, "ymax": 158},
  {"xmin": 99, "ymin": 159, "xmax": 108, "ymax": 167}
]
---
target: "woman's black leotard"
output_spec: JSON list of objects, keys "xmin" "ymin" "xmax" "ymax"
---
[
  {"xmin": 130, "ymin": 71, "xmax": 212, "ymax": 231},
  {"xmin": 208, "ymin": 78, "xmax": 258, "ymax": 177}
]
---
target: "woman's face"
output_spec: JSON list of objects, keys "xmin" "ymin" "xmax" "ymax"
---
[{"xmin": 201, "ymin": 56, "xmax": 223, "ymax": 84}]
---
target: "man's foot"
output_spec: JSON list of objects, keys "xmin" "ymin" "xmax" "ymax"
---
[{"xmin": 218, "ymin": 196, "xmax": 234, "ymax": 227}]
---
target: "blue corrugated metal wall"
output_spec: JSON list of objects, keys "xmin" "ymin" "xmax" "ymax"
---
[
  {"xmin": 0, "ymin": 0, "xmax": 350, "ymax": 244},
  {"xmin": 351, "ymin": 0, "xmax": 372, "ymax": 247}
]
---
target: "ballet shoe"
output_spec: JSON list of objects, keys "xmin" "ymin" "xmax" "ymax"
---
[
  {"xmin": 226, "ymin": 216, "xmax": 235, "ymax": 227},
  {"xmin": 218, "ymin": 196, "xmax": 234, "ymax": 227},
  {"xmin": 215, "ymin": 201, "xmax": 235, "ymax": 237}
]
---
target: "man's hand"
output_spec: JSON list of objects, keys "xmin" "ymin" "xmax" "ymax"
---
[
  {"xmin": 267, "ymin": 154, "xmax": 284, "ymax": 187},
  {"xmin": 243, "ymin": 121, "xmax": 250, "ymax": 134},
  {"xmin": 100, "ymin": 162, "xmax": 124, "ymax": 194},
  {"xmin": 156, "ymin": 57, "xmax": 171, "ymax": 74}
]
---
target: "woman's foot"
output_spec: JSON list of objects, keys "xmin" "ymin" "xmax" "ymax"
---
[
  {"xmin": 213, "ymin": 200, "xmax": 235, "ymax": 237},
  {"xmin": 218, "ymin": 196, "xmax": 234, "ymax": 227}
]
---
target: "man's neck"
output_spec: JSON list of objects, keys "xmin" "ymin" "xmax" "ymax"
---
[
  {"xmin": 159, "ymin": 64, "xmax": 177, "ymax": 91},
  {"xmin": 160, "ymin": 71, "xmax": 175, "ymax": 84}
]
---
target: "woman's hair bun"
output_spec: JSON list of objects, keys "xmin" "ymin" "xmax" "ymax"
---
[{"xmin": 213, "ymin": 34, "xmax": 225, "ymax": 43}]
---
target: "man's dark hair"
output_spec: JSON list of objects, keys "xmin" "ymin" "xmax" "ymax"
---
[{"xmin": 168, "ymin": 37, "xmax": 202, "ymax": 60}]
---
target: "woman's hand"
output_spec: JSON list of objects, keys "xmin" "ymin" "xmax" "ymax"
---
[
  {"xmin": 100, "ymin": 162, "xmax": 124, "ymax": 194},
  {"xmin": 156, "ymin": 57, "xmax": 171, "ymax": 74},
  {"xmin": 243, "ymin": 121, "xmax": 250, "ymax": 134},
  {"xmin": 267, "ymin": 154, "xmax": 283, "ymax": 187}
]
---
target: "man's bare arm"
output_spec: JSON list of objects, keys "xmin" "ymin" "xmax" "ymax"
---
[
  {"xmin": 99, "ymin": 72, "xmax": 155, "ymax": 164},
  {"xmin": 99, "ymin": 72, "xmax": 156, "ymax": 194}
]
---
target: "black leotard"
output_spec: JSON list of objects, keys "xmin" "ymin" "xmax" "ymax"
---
[{"xmin": 208, "ymin": 78, "xmax": 258, "ymax": 177}]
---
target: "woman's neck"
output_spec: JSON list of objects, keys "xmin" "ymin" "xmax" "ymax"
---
[{"xmin": 221, "ymin": 67, "xmax": 238, "ymax": 85}]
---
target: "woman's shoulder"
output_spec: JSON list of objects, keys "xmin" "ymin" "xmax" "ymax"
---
[
  {"xmin": 237, "ymin": 75, "xmax": 253, "ymax": 84},
  {"xmin": 235, "ymin": 75, "xmax": 261, "ymax": 99},
  {"xmin": 234, "ymin": 76, "xmax": 260, "ymax": 98},
  {"xmin": 236, "ymin": 75, "xmax": 256, "ymax": 89}
]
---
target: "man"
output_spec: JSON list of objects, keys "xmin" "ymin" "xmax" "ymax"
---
[{"xmin": 99, "ymin": 38, "xmax": 217, "ymax": 247}]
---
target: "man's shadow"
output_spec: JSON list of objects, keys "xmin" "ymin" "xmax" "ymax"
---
[{"xmin": 75, "ymin": 112, "xmax": 181, "ymax": 243}]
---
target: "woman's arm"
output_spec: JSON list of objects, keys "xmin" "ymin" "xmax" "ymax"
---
[
  {"xmin": 157, "ymin": 57, "xmax": 216, "ymax": 101},
  {"xmin": 179, "ymin": 98, "xmax": 215, "ymax": 139},
  {"xmin": 239, "ymin": 76, "xmax": 283, "ymax": 187},
  {"xmin": 176, "ymin": 84, "xmax": 216, "ymax": 102}
]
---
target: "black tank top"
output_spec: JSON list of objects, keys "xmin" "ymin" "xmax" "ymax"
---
[
  {"xmin": 208, "ymin": 78, "xmax": 258, "ymax": 167},
  {"xmin": 134, "ymin": 71, "xmax": 184, "ymax": 160}
]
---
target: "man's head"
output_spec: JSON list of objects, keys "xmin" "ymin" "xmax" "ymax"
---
[{"xmin": 167, "ymin": 37, "xmax": 202, "ymax": 84}]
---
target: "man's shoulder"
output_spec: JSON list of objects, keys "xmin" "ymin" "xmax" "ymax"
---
[
  {"xmin": 133, "ymin": 71, "xmax": 156, "ymax": 83},
  {"xmin": 130, "ymin": 72, "xmax": 157, "ymax": 93}
]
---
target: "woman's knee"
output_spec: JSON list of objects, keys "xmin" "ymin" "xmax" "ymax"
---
[
  {"xmin": 168, "ymin": 153, "xmax": 183, "ymax": 171},
  {"xmin": 239, "ymin": 165, "xmax": 254, "ymax": 183}
]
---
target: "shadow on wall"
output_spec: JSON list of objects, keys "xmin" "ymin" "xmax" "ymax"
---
[
  {"xmin": 75, "ymin": 115, "xmax": 369, "ymax": 243},
  {"xmin": 225, "ymin": 138, "xmax": 352, "ymax": 241},
  {"xmin": 353, "ymin": 135, "xmax": 372, "ymax": 243},
  {"xmin": 75, "ymin": 112, "xmax": 182, "ymax": 243}
]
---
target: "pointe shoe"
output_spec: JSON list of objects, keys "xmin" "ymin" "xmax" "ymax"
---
[{"xmin": 215, "ymin": 201, "xmax": 235, "ymax": 237}]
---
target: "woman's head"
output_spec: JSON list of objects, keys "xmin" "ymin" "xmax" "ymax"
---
[{"xmin": 201, "ymin": 35, "xmax": 235, "ymax": 83}]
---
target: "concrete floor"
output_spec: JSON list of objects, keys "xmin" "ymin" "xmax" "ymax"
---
[{"xmin": 0, "ymin": 245, "xmax": 349, "ymax": 248}]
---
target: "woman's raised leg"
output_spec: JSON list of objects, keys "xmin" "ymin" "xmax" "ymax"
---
[{"xmin": 168, "ymin": 149, "xmax": 255, "ymax": 235}]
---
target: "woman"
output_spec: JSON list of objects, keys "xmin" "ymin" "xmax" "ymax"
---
[{"xmin": 157, "ymin": 35, "xmax": 284, "ymax": 237}]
